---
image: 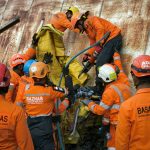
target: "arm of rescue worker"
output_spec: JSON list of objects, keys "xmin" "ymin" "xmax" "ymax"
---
[
  {"xmin": 15, "ymin": 106, "xmax": 34, "ymax": 150},
  {"xmin": 87, "ymin": 17, "xmax": 105, "ymax": 55},
  {"xmin": 113, "ymin": 52, "xmax": 123, "ymax": 71},
  {"xmin": 50, "ymin": 86, "xmax": 66, "ymax": 99},
  {"xmin": 5, "ymin": 82, "xmax": 16, "ymax": 103},
  {"xmin": 115, "ymin": 101, "xmax": 131, "ymax": 150},
  {"xmin": 53, "ymin": 98, "xmax": 69, "ymax": 114},
  {"xmin": 113, "ymin": 52, "xmax": 130, "ymax": 86},
  {"xmin": 15, "ymin": 80, "xmax": 26, "ymax": 104},
  {"xmin": 23, "ymin": 47, "xmax": 36, "ymax": 61},
  {"xmin": 87, "ymin": 88, "xmax": 115, "ymax": 115}
]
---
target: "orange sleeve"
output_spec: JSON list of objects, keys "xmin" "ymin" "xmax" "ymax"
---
[
  {"xmin": 50, "ymin": 87, "xmax": 65, "ymax": 99},
  {"xmin": 15, "ymin": 107, "xmax": 34, "ymax": 150},
  {"xmin": 88, "ymin": 38, "xmax": 97, "ymax": 55},
  {"xmin": 88, "ymin": 88, "xmax": 115, "ymax": 115},
  {"xmin": 113, "ymin": 52, "xmax": 123, "ymax": 71},
  {"xmin": 92, "ymin": 17, "xmax": 105, "ymax": 44},
  {"xmin": 15, "ymin": 81, "xmax": 26, "ymax": 103},
  {"xmin": 23, "ymin": 47, "xmax": 36, "ymax": 61},
  {"xmin": 115, "ymin": 102, "xmax": 131, "ymax": 150},
  {"xmin": 54, "ymin": 98, "xmax": 69, "ymax": 114},
  {"xmin": 5, "ymin": 83, "xmax": 16, "ymax": 103}
]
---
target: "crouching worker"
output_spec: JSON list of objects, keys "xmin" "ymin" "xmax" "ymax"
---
[
  {"xmin": 0, "ymin": 63, "xmax": 34, "ymax": 150},
  {"xmin": 16, "ymin": 62, "xmax": 69, "ymax": 150},
  {"xmin": 81, "ymin": 64, "xmax": 132, "ymax": 150}
]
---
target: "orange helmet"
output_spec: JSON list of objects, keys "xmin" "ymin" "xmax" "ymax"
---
[
  {"xmin": 9, "ymin": 54, "xmax": 25, "ymax": 68},
  {"xmin": 29, "ymin": 62, "xmax": 49, "ymax": 78},
  {"xmin": 131, "ymin": 55, "xmax": 150, "ymax": 77}
]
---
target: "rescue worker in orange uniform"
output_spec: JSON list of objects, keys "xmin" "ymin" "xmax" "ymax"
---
[
  {"xmin": 15, "ymin": 59, "xmax": 36, "ymax": 103},
  {"xmin": 74, "ymin": 11, "xmax": 122, "ymax": 91},
  {"xmin": 0, "ymin": 62, "xmax": 34, "ymax": 150},
  {"xmin": 5, "ymin": 54, "xmax": 26, "ymax": 103},
  {"xmin": 16, "ymin": 61, "xmax": 69, "ymax": 150},
  {"xmin": 81, "ymin": 64, "xmax": 132, "ymax": 150},
  {"xmin": 116, "ymin": 55, "xmax": 150, "ymax": 150}
]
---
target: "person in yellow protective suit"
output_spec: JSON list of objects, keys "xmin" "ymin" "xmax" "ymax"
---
[
  {"xmin": 0, "ymin": 63, "xmax": 34, "ymax": 150},
  {"xmin": 23, "ymin": 6, "xmax": 88, "ymax": 87},
  {"xmin": 16, "ymin": 61, "xmax": 70, "ymax": 150},
  {"xmin": 81, "ymin": 64, "xmax": 132, "ymax": 150},
  {"xmin": 116, "ymin": 55, "xmax": 150, "ymax": 150},
  {"xmin": 5, "ymin": 54, "xmax": 26, "ymax": 103}
]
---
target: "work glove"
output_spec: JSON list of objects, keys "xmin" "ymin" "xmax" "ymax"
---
[
  {"xmin": 76, "ymin": 87, "xmax": 94, "ymax": 98},
  {"xmin": 43, "ymin": 52, "xmax": 53, "ymax": 64},
  {"xmin": 32, "ymin": 33, "xmax": 39, "ymax": 46},
  {"xmin": 82, "ymin": 53, "xmax": 91, "ymax": 62}
]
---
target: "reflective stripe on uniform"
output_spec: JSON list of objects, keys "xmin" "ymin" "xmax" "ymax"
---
[
  {"xmin": 90, "ymin": 104, "xmax": 97, "ymax": 111},
  {"xmin": 120, "ymin": 70, "xmax": 123, "ymax": 73},
  {"xmin": 110, "ymin": 85, "xmax": 124, "ymax": 103},
  {"xmin": 114, "ymin": 56, "xmax": 120, "ymax": 60},
  {"xmin": 111, "ymin": 104, "xmax": 120, "ymax": 110},
  {"xmin": 29, "ymin": 112, "xmax": 52, "ymax": 118},
  {"xmin": 99, "ymin": 101, "xmax": 111, "ymax": 109},
  {"xmin": 62, "ymin": 100, "xmax": 69, "ymax": 108},
  {"xmin": 25, "ymin": 93, "xmax": 51, "ymax": 97},
  {"xmin": 9, "ymin": 83, "xmax": 15, "ymax": 90}
]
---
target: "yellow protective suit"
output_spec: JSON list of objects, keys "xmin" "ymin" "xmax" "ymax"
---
[{"xmin": 27, "ymin": 24, "xmax": 88, "ymax": 87}]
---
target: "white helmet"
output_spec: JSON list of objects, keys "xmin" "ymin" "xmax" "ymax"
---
[{"xmin": 98, "ymin": 64, "xmax": 117, "ymax": 83}]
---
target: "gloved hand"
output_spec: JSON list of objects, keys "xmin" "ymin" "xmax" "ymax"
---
[
  {"xmin": 32, "ymin": 33, "xmax": 39, "ymax": 46},
  {"xmin": 76, "ymin": 87, "xmax": 94, "ymax": 98},
  {"xmin": 43, "ymin": 52, "xmax": 53, "ymax": 64},
  {"xmin": 82, "ymin": 53, "xmax": 91, "ymax": 62},
  {"xmin": 81, "ymin": 99, "xmax": 92, "ymax": 106}
]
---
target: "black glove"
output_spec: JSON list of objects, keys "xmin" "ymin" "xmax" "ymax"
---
[
  {"xmin": 32, "ymin": 33, "xmax": 39, "ymax": 46},
  {"xmin": 43, "ymin": 52, "xmax": 53, "ymax": 64},
  {"xmin": 63, "ymin": 66, "xmax": 69, "ymax": 76}
]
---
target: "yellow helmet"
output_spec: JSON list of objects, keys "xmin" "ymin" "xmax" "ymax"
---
[
  {"xmin": 68, "ymin": 6, "xmax": 79, "ymax": 15},
  {"xmin": 29, "ymin": 62, "xmax": 49, "ymax": 78}
]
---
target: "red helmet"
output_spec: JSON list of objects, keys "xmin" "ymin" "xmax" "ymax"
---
[
  {"xmin": 9, "ymin": 54, "xmax": 25, "ymax": 68},
  {"xmin": 0, "ymin": 63, "xmax": 11, "ymax": 87},
  {"xmin": 131, "ymin": 55, "xmax": 150, "ymax": 77}
]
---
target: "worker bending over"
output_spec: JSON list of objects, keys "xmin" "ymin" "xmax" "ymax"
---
[{"xmin": 81, "ymin": 63, "xmax": 132, "ymax": 150}]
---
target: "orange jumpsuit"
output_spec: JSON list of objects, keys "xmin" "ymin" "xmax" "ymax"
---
[
  {"xmin": 15, "ymin": 75, "xmax": 34, "ymax": 103},
  {"xmin": 85, "ymin": 16, "xmax": 121, "ymax": 55},
  {"xmin": 113, "ymin": 52, "xmax": 130, "ymax": 86},
  {"xmin": 5, "ymin": 70, "xmax": 21, "ymax": 103},
  {"xmin": 116, "ymin": 88, "xmax": 150, "ymax": 150},
  {"xmin": 88, "ymin": 81, "xmax": 132, "ymax": 148},
  {"xmin": 0, "ymin": 95, "xmax": 34, "ymax": 150}
]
